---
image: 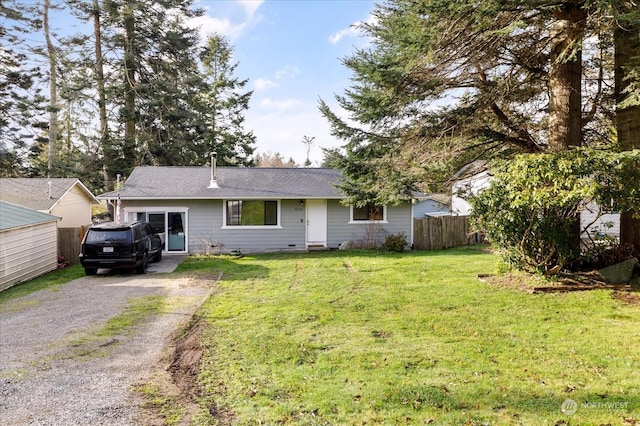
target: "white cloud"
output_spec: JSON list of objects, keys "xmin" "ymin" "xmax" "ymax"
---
[
  {"xmin": 254, "ymin": 78, "xmax": 278, "ymax": 91},
  {"xmin": 329, "ymin": 13, "xmax": 377, "ymax": 45},
  {"xmin": 247, "ymin": 106, "xmax": 337, "ymax": 165},
  {"xmin": 188, "ymin": 13, "xmax": 246, "ymax": 40},
  {"xmin": 275, "ymin": 65, "xmax": 300, "ymax": 80},
  {"xmin": 259, "ymin": 98, "xmax": 301, "ymax": 110},
  {"xmin": 189, "ymin": 0, "xmax": 265, "ymax": 41},
  {"xmin": 245, "ymin": 97, "xmax": 351, "ymax": 165},
  {"xmin": 329, "ymin": 26, "xmax": 356, "ymax": 45},
  {"xmin": 238, "ymin": 0, "xmax": 264, "ymax": 19},
  {"xmin": 253, "ymin": 65, "xmax": 298, "ymax": 92}
]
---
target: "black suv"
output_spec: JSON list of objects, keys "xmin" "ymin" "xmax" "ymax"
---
[{"xmin": 79, "ymin": 221, "xmax": 163, "ymax": 276}]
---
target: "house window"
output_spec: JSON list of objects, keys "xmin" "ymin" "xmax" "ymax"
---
[
  {"xmin": 226, "ymin": 200, "xmax": 278, "ymax": 226},
  {"xmin": 351, "ymin": 204, "xmax": 387, "ymax": 222}
]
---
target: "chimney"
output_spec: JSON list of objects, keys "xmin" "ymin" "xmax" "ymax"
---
[
  {"xmin": 47, "ymin": 181, "xmax": 52, "ymax": 199},
  {"xmin": 208, "ymin": 152, "xmax": 219, "ymax": 188}
]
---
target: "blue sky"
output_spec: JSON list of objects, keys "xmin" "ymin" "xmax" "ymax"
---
[{"xmin": 190, "ymin": 0, "xmax": 377, "ymax": 165}]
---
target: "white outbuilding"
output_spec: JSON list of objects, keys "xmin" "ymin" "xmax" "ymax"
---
[{"xmin": 0, "ymin": 201, "xmax": 59, "ymax": 291}]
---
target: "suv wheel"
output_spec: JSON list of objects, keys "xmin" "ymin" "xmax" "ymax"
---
[
  {"xmin": 84, "ymin": 268, "xmax": 97, "ymax": 276},
  {"xmin": 136, "ymin": 252, "xmax": 148, "ymax": 274},
  {"xmin": 154, "ymin": 249, "xmax": 162, "ymax": 262}
]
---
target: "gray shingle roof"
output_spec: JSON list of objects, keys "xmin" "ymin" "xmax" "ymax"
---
[
  {"xmin": 0, "ymin": 201, "xmax": 59, "ymax": 231},
  {"xmin": 100, "ymin": 167, "xmax": 346, "ymax": 200},
  {"xmin": 0, "ymin": 178, "xmax": 99, "ymax": 211}
]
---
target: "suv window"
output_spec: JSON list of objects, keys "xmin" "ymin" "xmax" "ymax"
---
[
  {"xmin": 133, "ymin": 225, "xmax": 145, "ymax": 240},
  {"xmin": 144, "ymin": 223, "xmax": 155, "ymax": 236},
  {"xmin": 85, "ymin": 229, "xmax": 131, "ymax": 244}
]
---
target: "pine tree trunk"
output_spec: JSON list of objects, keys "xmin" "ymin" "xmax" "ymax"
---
[
  {"xmin": 43, "ymin": 0, "xmax": 58, "ymax": 177},
  {"xmin": 614, "ymin": 3, "xmax": 640, "ymax": 253},
  {"xmin": 548, "ymin": 1, "xmax": 585, "ymax": 151},
  {"xmin": 123, "ymin": 1, "xmax": 136, "ymax": 167},
  {"xmin": 548, "ymin": 1, "xmax": 586, "ymax": 258},
  {"xmin": 93, "ymin": 0, "xmax": 111, "ymax": 190}
]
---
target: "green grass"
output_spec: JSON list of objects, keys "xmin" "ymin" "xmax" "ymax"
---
[
  {"xmin": 77, "ymin": 294, "xmax": 166, "ymax": 340},
  {"xmin": 0, "ymin": 265, "xmax": 85, "ymax": 304},
  {"xmin": 179, "ymin": 247, "xmax": 640, "ymax": 425}
]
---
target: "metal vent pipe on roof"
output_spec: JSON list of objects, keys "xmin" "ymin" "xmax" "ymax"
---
[{"xmin": 208, "ymin": 152, "xmax": 219, "ymax": 189}]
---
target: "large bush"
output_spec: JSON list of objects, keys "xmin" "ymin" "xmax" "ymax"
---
[{"xmin": 469, "ymin": 149, "xmax": 640, "ymax": 272}]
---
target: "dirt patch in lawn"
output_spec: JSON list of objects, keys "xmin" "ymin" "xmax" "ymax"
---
[
  {"xmin": 132, "ymin": 272, "xmax": 236, "ymax": 426},
  {"xmin": 482, "ymin": 272, "xmax": 640, "ymax": 306},
  {"xmin": 480, "ymin": 272, "xmax": 545, "ymax": 292},
  {"xmin": 169, "ymin": 318, "xmax": 206, "ymax": 398},
  {"xmin": 612, "ymin": 290, "xmax": 640, "ymax": 306},
  {"xmin": 165, "ymin": 317, "xmax": 236, "ymax": 425},
  {"xmin": 134, "ymin": 271, "xmax": 238, "ymax": 426}
]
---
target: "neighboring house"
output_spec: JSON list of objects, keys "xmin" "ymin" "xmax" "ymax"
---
[
  {"xmin": 413, "ymin": 194, "xmax": 451, "ymax": 218},
  {"xmin": 449, "ymin": 163, "xmax": 621, "ymax": 239},
  {"xmin": 581, "ymin": 202, "xmax": 620, "ymax": 240},
  {"xmin": 451, "ymin": 161, "xmax": 492, "ymax": 216},
  {"xmin": 0, "ymin": 201, "xmax": 59, "ymax": 291},
  {"xmin": 0, "ymin": 178, "xmax": 100, "ymax": 228},
  {"xmin": 99, "ymin": 166, "xmax": 414, "ymax": 254}
]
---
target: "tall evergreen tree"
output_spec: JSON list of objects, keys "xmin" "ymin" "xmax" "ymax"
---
[
  {"xmin": 197, "ymin": 34, "xmax": 256, "ymax": 166},
  {"xmin": 3, "ymin": 0, "xmax": 258, "ymax": 187},
  {"xmin": 548, "ymin": 0, "xmax": 586, "ymax": 151},
  {"xmin": 0, "ymin": 1, "xmax": 45, "ymax": 176},
  {"xmin": 320, "ymin": 0, "xmax": 612, "ymax": 202},
  {"xmin": 613, "ymin": 0, "xmax": 640, "ymax": 252},
  {"xmin": 43, "ymin": 0, "xmax": 60, "ymax": 176},
  {"xmin": 100, "ymin": 0, "xmax": 206, "ymax": 175}
]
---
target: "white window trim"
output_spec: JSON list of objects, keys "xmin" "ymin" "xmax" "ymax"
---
[
  {"xmin": 122, "ymin": 207, "xmax": 189, "ymax": 253},
  {"xmin": 348, "ymin": 204, "xmax": 388, "ymax": 224},
  {"xmin": 124, "ymin": 206, "xmax": 189, "ymax": 214},
  {"xmin": 221, "ymin": 199, "xmax": 283, "ymax": 229}
]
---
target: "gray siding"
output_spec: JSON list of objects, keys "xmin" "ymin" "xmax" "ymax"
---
[
  {"xmin": 327, "ymin": 200, "xmax": 412, "ymax": 248},
  {"xmin": 123, "ymin": 199, "xmax": 412, "ymax": 253},
  {"xmin": 188, "ymin": 200, "xmax": 218, "ymax": 253},
  {"xmin": 413, "ymin": 199, "xmax": 450, "ymax": 218},
  {"xmin": 209, "ymin": 199, "xmax": 306, "ymax": 253},
  {"xmin": 580, "ymin": 202, "xmax": 620, "ymax": 238},
  {"xmin": 124, "ymin": 199, "xmax": 307, "ymax": 253}
]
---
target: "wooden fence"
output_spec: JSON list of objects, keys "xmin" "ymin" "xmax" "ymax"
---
[
  {"xmin": 413, "ymin": 216, "xmax": 483, "ymax": 250},
  {"xmin": 58, "ymin": 226, "xmax": 89, "ymax": 266}
]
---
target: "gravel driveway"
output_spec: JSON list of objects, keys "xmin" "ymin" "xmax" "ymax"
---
[{"xmin": 0, "ymin": 257, "xmax": 215, "ymax": 425}]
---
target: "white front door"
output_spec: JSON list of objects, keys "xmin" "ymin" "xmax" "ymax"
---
[{"xmin": 306, "ymin": 199, "xmax": 327, "ymax": 247}]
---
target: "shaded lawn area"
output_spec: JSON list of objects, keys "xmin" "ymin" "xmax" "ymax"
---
[
  {"xmin": 177, "ymin": 247, "xmax": 640, "ymax": 425},
  {"xmin": 0, "ymin": 265, "xmax": 85, "ymax": 304}
]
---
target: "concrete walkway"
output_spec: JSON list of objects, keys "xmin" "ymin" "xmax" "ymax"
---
[
  {"xmin": 95, "ymin": 254, "xmax": 187, "ymax": 275},
  {"xmin": 147, "ymin": 254, "xmax": 187, "ymax": 274}
]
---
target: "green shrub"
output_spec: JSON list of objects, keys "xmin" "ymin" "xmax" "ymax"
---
[
  {"xmin": 469, "ymin": 149, "xmax": 640, "ymax": 272},
  {"xmin": 381, "ymin": 232, "xmax": 408, "ymax": 252}
]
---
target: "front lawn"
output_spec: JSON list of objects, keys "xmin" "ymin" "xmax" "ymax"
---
[{"xmin": 178, "ymin": 247, "xmax": 640, "ymax": 425}]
